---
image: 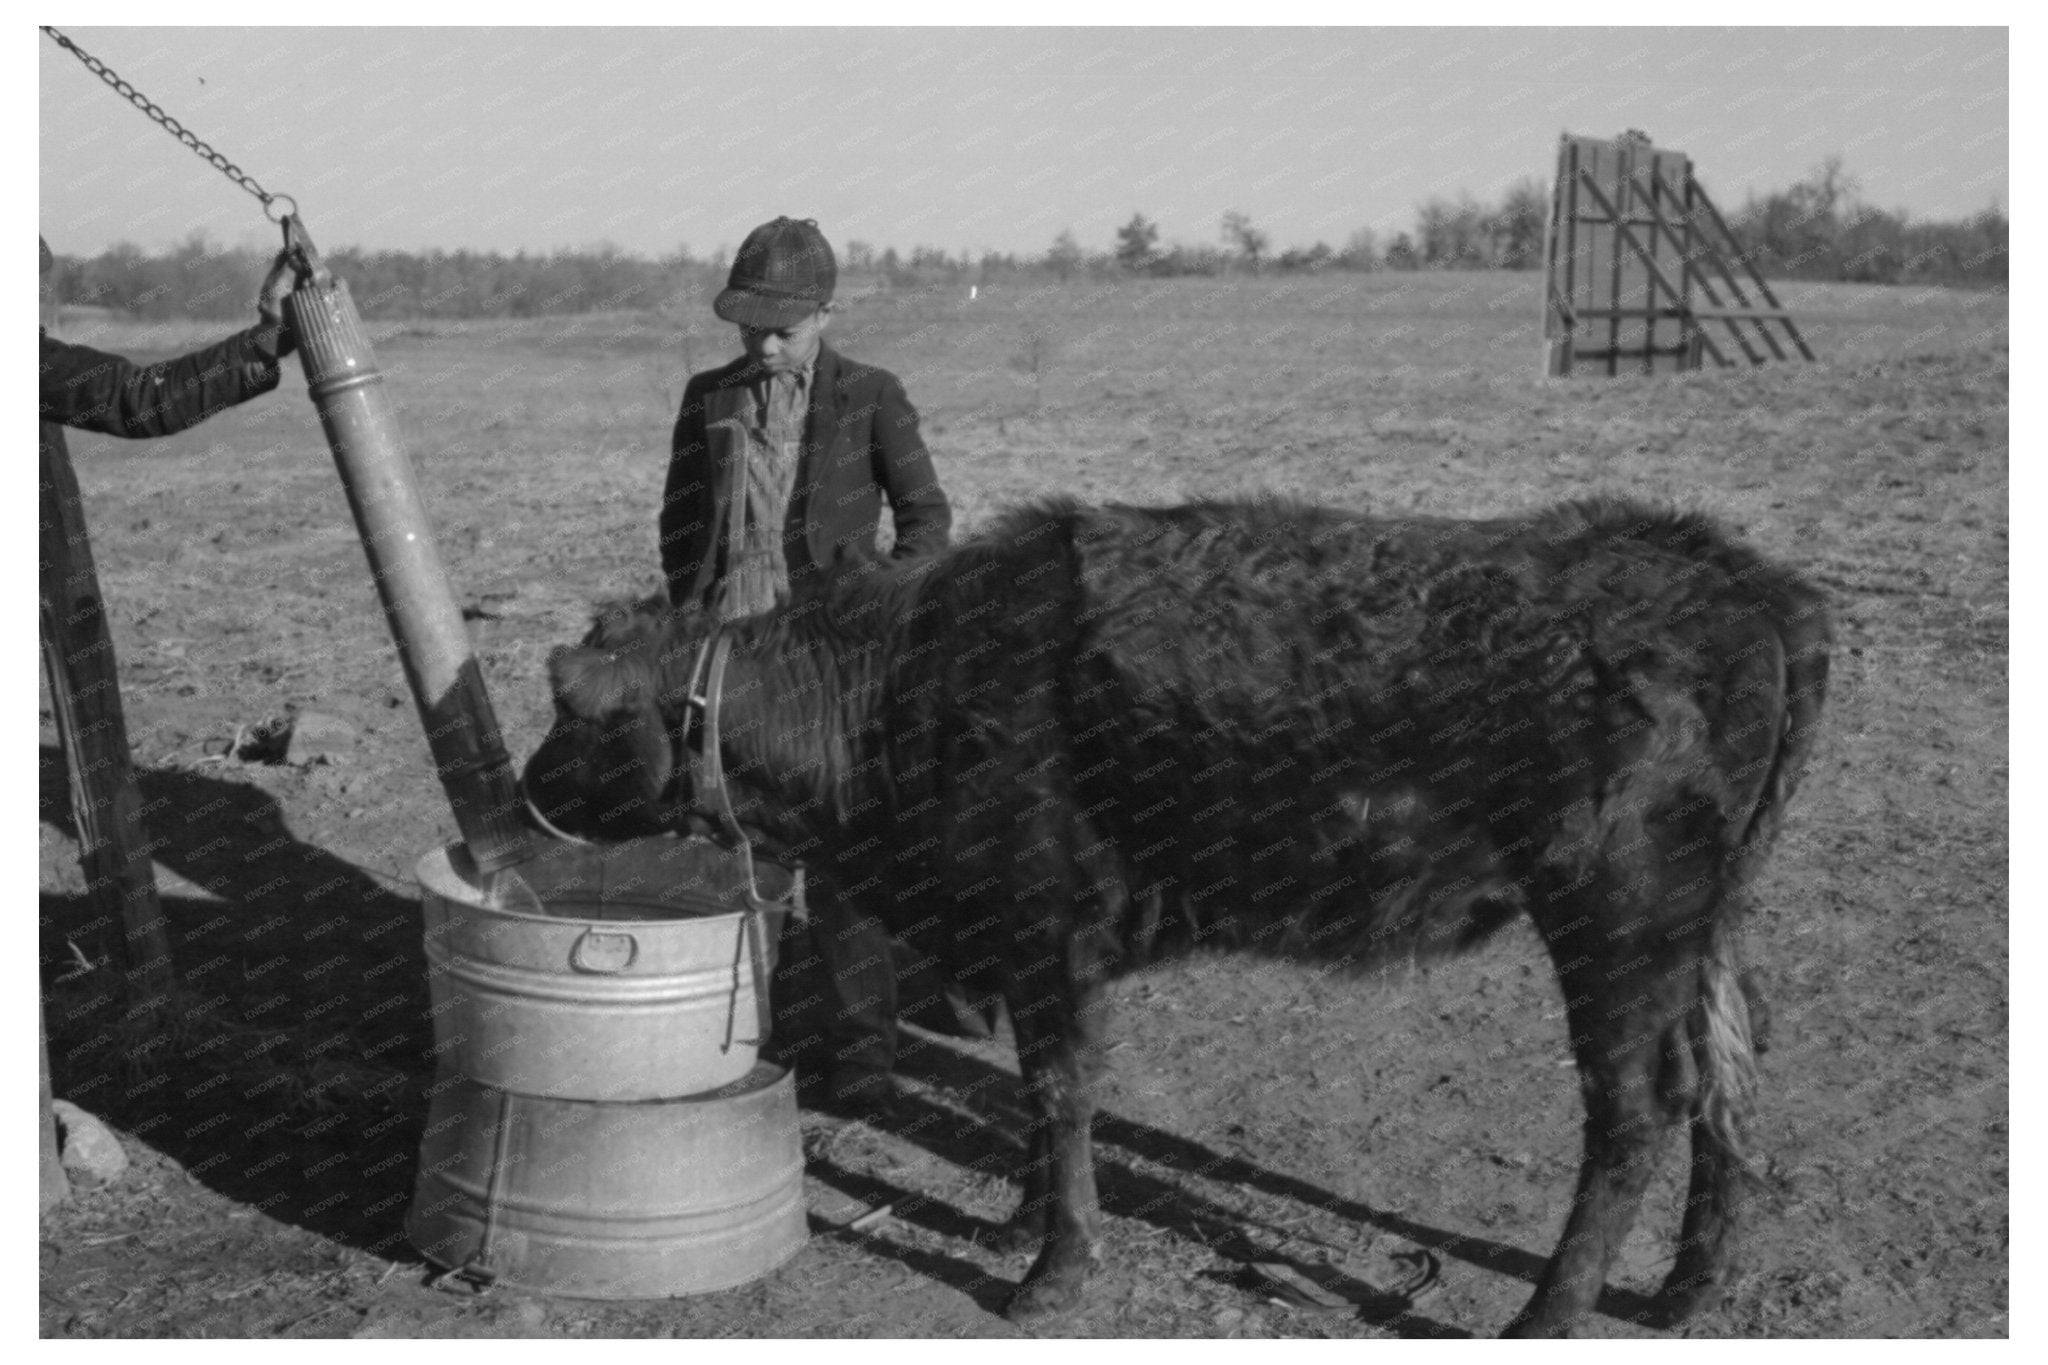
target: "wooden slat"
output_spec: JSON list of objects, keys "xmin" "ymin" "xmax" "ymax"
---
[
  {"xmin": 1564, "ymin": 306, "xmax": 1798, "ymax": 321},
  {"xmin": 1574, "ymin": 169, "xmax": 1731, "ymax": 369},
  {"xmin": 1622, "ymin": 173, "xmax": 1777, "ymax": 365},
  {"xmin": 40, "ymin": 1008, "xmax": 68, "ymax": 1213},
  {"xmin": 1574, "ymin": 345, "xmax": 1699, "ymax": 360},
  {"xmin": 1692, "ymin": 186, "xmax": 1818, "ymax": 361},
  {"xmin": 40, "ymin": 436, "xmax": 175, "ymax": 1017}
]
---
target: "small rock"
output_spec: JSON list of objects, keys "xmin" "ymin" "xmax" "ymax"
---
[
  {"xmin": 509, "ymin": 1300, "xmax": 548, "ymax": 1332},
  {"xmin": 287, "ymin": 711, "xmax": 359, "ymax": 766},
  {"xmin": 52, "ymin": 1100, "xmax": 129, "ymax": 1188}
]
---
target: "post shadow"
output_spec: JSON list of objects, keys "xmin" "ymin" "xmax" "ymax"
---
[
  {"xmin": 799, "ymin": 1023, "xmax": 1659, "ymax": 1336},
  {"xmin": 40, "ymin": 744, "xmax": 434, "ymax": 1261}
]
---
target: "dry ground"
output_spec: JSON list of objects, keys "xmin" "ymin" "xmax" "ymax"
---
[{"xmin": 37, "ymin": 270, "xmax": 2006, "ymax": 1338}]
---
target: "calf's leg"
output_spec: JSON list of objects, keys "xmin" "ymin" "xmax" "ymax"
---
[
  {"xmin": 1652, "ymin": 920, "xmax": 1760, "ymax": 1325},
  {"xmin": 992, "ymin": 977, "xmax": 1112, "ymax": 1257},
  {"xmin": 1506, "ymin": 894, "xmax": 1703, "ymax": 1338},
  {"xmin": 1001, "ymin": 983, "xmax": 1104, "ymax": 1322}
]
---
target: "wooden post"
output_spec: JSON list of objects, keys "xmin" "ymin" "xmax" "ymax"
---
[
  {"xmin": 39, "ymin": 433, "xmax": 175, "ymax": 1017},
  {"xmin": 40, "ymin": 1006, "xmax": 69, "ymax": 1212}
]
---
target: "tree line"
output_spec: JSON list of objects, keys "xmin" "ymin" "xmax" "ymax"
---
[{"xmin": 45, "ymin": 157, "xmax": 2004, "ymax": 322}]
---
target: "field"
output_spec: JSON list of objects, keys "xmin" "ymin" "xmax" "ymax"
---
[{"xmin": 38, "ymin": 270, "xmax": 2007, "ymax": 1338}]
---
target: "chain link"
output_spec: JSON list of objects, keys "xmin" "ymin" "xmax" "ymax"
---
[{"xmin": 42, "ymin": 26, "xmax": 291, "ymax": 219}]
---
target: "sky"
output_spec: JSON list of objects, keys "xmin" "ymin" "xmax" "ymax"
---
[{"xmin": 35, "ymin": 24, "xmax": 2009, "ymax": 263}]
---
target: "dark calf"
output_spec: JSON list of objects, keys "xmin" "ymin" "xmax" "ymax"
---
[{"xmin": 526, "ymin": 496, "xmax": 1831, "ymax": 1336}]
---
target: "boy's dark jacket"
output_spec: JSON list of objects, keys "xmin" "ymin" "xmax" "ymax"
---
[{"xmin": 659, "ymin": 343, "xmax": 951, "ymax": 610}]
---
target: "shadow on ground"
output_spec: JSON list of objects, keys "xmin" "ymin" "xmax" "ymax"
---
[{"xmin": 40, "ymin": 745, "xmax": 432, "ymax": 1263}]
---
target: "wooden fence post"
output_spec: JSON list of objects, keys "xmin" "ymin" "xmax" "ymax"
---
[
  {"xmin": 40, "ymin": 1006, "xmax": 69, "ymax": 1213},
  {"xmin": 39, "ymin": 434, "xmax": 176, "ymax": 1018}
]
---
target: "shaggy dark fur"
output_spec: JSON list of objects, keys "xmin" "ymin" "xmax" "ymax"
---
[{"xmin": 524, "ymin": 496, "xmax": 1831, "ymax": 1337}]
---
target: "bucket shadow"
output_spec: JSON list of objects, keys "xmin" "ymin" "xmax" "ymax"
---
[
  {"xmin": 799, "ymin": 1026, "xmax": 1657, "ymax": 1337},
  {"xmin": 40, "ymin": 745, "xmax": 433, "ymax": 1263}
]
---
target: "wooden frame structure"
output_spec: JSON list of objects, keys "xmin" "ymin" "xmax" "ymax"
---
[
  {"xmin": 40, "ymin": 439, "xmax": 178, "ymax": 1011},
  {"xmin": 1542, "ymin": 131, "xmax": 1815, "ymax": 377}
]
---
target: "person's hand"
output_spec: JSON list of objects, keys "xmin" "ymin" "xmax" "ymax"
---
[{"xmin": 257, "ymin": 248, "xmax": 296, "ymax": 325}]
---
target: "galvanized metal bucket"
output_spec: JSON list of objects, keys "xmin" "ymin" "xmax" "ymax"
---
[
  {"xmin": 406, "ymin": 1063, "xmax": 806, "ymax": 1299},
  {"xmin": 408, "ymin": 837, "xmax": 808, "ymax": 1297},
  {"xmin": 417, "ymin": 838, "xmax": 799, "ymax": 1101}
]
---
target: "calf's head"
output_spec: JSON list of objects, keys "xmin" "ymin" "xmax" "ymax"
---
[{"xmin": 522, "ymin": 616, "xmax": 691, "ymax": 841}]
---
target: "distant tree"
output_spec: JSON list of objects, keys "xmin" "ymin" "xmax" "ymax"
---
[
  {"xmin": 1416, "ymin": 194, "xmax": 1487, "ymax": 267},
  {"xmin": 843, "ymin": 239, "xmax": 877, "ymax": 272},
  {"xmin": 1730, "ymin": 154, "xmax": 1858, "ymax": 277},
  {"xmin": 1275, "ymin": 242, "xmax": 1333, "ymax": 273},
  {"xmin": 1153, "ymin": 243, "xmax": 1228, "ymax": 277},
  {"xmin": 1337, "ymin": 226, "xmax": 1379, "ymax": 271},
  {"xmin": 1383, "ymin": 232, "xmax": 1419, "ymax": 270},
  {"xmin": 1114, "ymin": 213, "xmax": 1159, "ymax": 272},
  {"xmin": 1836, "ymin": 203, "xmax": 1908, "ymax": 285},
  {"xmin": 1490, "ymin": 178, "xmax": 1549, "ymax": 269},
  {"xmin": 1220, "ymin": 210, "xmax": 1269, "ymax": 272},
  {"xmin": 1046, "ymin": 228, "xmax": 1084, "ymax": 282}
]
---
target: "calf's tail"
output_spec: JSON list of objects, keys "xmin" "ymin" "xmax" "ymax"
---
[
  {"xmin": 1695, "ymin": 914, "xmax": 1759, "ymax": 1166},
  {"xmin": 1696, "ymin": 581, "xmax": 1830, "ymax": 1165}
]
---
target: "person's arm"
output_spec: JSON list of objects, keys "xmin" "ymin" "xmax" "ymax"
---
[
  {"xmin": 39, "ymin": 325, "xmax": 288, "ymax": 440},
  {"xmin": 870, "ymin": 370, "xmax": 951, "ymax": 559},
  {"xmin": 39, "ymin": 250, "xmax": 299, "ymax": 440}
]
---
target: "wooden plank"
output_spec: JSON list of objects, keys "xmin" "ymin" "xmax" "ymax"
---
[
  {"xmin": 1604, "ymin": 141, "xmax": 1625, "ymax": 375},
  {"xmin": 1570, "ymin": 307, "xmax": 1799, "ymax": 322},
  {"xmin": 1625, "ymin": 172, "xmax": 1774, "ymax": 365},
  {"xmin": 1663, "ymin": 182, "xmax": 1794, "ymax": 362},
  {"xmin": 1642, "ymin": 149, "xmax": 1675, "ymax": 372},
  {"xmin": 1547, "ymin": 135, "xmax": 1577, "ymax": 375},
  {"xmin": 1680, "ymin": 165, "xmax": 1699, "ymax": 370},
  {"xmin": 40, "ymin": 436, "xmax": 175, "ymax": 1016},
  {"xmin": 1692, "ymin": 183, "xmax": 1818, "ymax": 360},
  {"xmin": 40, "ymin": 1007, "xmax": 68, "ymax": 1213},
  {"xmin": 1574, "ymin": 345, "xmax": 1698, "ymax": 359},
  {"xmin": 1574, "ymin": 169, "xmax": 1731, "ymax": 369},
  {"xmin": 1568, "ymin": 213, "xmax": 1706, "ymax": 227}
]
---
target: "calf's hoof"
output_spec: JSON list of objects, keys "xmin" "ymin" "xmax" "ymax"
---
[
  {"xmin": 989, "ymin": 1215, "xmax": 1045, "ymax": 1257},
  {"xmin": 1003, "ymin": 1271, "xmax": 1085, "ymax": 1327},
  {"xmin": 1499, "ymin": 1308, "xmax": 1575, "ymax": 1339},
  {"xmin": 1647, "ymin": 1268, "xmax": 1730, "ymax": 1329}
]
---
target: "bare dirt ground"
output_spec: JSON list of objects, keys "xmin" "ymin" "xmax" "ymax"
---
[{"xmin": 36, "ymin": 271, "xmax": 2006, "ymax": 1338}]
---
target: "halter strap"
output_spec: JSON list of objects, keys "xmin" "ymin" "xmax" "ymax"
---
[
  {"xmin": 678, "ymin": 627, "xmax": 742, "ymax": 847},
  {"xmin": 674, "ymin": 625, "xmax": 796, "ymax": 917}
]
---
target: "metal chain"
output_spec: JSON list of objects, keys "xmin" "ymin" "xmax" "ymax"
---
[{"xmin": 41, "ymin": 26, "xmax": 295, "ymax": 221}]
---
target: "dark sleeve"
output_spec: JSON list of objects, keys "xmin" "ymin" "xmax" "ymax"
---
[
  {"xmin": 870, "ymin": 370, "xmax": 951, "ymax": 560},
  {"xmin": 659, "ymin": 372, "xmax": 718, "ymax": 608},
  {"xmin": 39, "ymin": 324, "xmax": 288, "ymax": 440}
]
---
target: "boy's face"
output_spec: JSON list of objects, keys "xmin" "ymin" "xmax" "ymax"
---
[{"xmin": 738, "ymin": 305, "xmax": 830, "ymax": 377}]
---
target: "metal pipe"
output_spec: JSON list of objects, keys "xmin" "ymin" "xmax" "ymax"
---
[{"xmin": 281, "ymin": 220, "xmax": 531, "ymax": 879}]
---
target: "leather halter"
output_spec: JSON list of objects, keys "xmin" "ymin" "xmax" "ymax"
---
[
  {"xmin": 674, "ymin": 624, "xmax": 744, "ymax": 847},
  {"xmin": 518, "ymin": 623, "xmax": 742, "ymax": 849},
  {"xmin": 671, "ymin": 623, "xmax": 798, "ymax": 916}
]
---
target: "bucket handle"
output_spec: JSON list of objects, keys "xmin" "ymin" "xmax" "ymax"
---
[
  {"xmin": 722, "ymin": 907, "xmax": 776, "ymax": 1053},
  {"xmin": 569, "ymin": 929, "xmax": 637, "ymax": 974},
  {"xmin": 429, "ymin": 1087, "xmax": 515, "ymax": 1298}
]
